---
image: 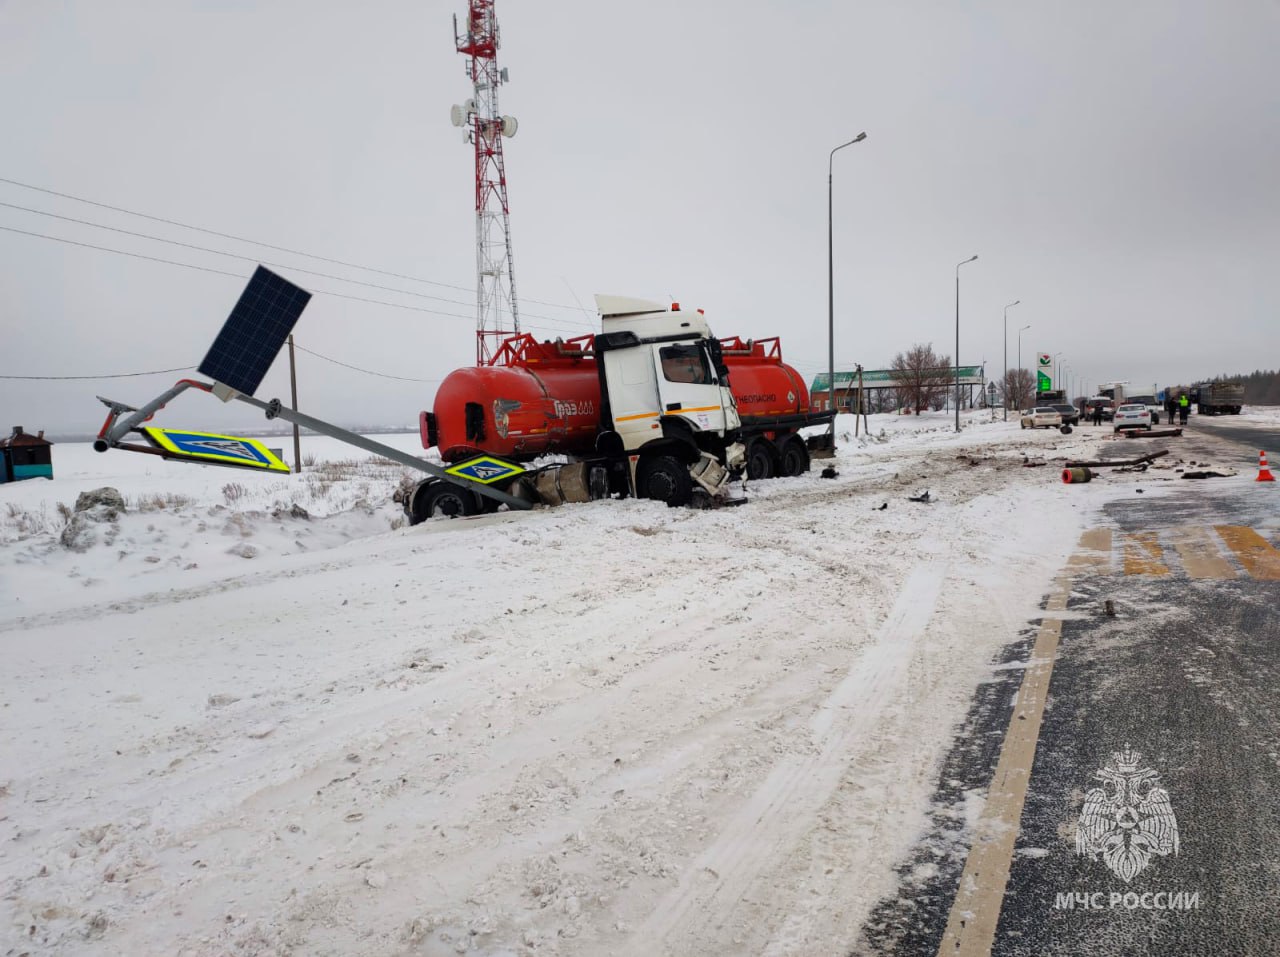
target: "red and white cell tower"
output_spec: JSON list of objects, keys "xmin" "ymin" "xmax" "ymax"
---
[{"xmin": 451, "ymin": 0, "xmax": 520, "ymax": 366}]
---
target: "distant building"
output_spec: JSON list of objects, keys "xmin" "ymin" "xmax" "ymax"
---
[{"xmin": 1, "ymin": 426, "xmax": 54, "ymax": 482}]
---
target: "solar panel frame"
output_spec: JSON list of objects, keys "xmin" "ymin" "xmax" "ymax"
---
[{"xmin": 197, "ymin": 266, "xmax": 312, "ymax": 396}]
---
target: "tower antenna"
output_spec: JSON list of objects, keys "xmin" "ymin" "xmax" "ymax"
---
[{"xmin": 451, "ymin": 0, "xmax": 520, "ymax": 366}]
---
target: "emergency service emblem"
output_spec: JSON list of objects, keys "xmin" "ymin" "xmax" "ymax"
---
[
  {"xmin": 445, "ymin": 455, "xmax": 524, "ymax": 485},
  {"xmin": 1075, "ymin": 745, "xmax": 1179, "ymax": 882}
]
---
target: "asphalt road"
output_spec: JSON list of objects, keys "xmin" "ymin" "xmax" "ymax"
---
[{"xmin": 855, "ymin": 418, "xmax": 1280, "ymax": 956}]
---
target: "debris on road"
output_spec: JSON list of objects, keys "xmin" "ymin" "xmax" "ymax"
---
[
  {"xmin": 1181, "ymin": 469, "xmax": 1237, "ymax": 480},
  {"xmin": 1064, "ymin": 450, "xmax": 1169, "ymax": 469},
  {"xmin": 1123, "ymin": 428, "xmax": 1183, "ymax": 439},
  {"xmin": 908, "ymin": 491, "xmax": 932, "ymax": 503}
]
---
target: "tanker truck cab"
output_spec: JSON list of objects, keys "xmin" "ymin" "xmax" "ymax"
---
[{"xmin": 593, "ymin": 296, "xmax": 744, "ymax": 502}]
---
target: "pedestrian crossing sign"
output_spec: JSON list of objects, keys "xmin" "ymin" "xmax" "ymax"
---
[
  {"xmin": 445, "ymin": 455, "xmax": 524, "ymax": 485},
  {"xmin": 141, "ymin": 428, "xmax": 291, "ymax": 472}
]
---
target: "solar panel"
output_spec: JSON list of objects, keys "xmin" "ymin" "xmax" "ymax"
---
[{"xmin": 197, "ymin": 266, "xmax": 312, "ymax": 395}]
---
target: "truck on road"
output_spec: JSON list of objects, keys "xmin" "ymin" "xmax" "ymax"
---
[
  {"xmin": 406, "ymin": 296, "xmax": 832, "ymax": 522},
  {"xmin": 1191, "ymin": 381, "xmax": 1245, "ymax": 416}
]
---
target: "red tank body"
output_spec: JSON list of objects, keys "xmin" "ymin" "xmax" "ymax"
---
[
  {"xmin": 422, "ymin": 332, "xmax": 816, "ymax": 462},
  {"xmin": 425, "ymin": 335, "xmax": 604, "ymax": 463},
  {"xmin": 718, "ymin": 337, "xmax": 811, "ymax": 421}
]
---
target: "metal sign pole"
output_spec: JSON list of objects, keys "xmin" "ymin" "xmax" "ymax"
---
[{"xmin": 233, "ymin": 393, "xmax": 533, "ymax": 511}]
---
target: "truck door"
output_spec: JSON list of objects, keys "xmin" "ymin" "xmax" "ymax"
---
[
  {"xmin": 601, "ymin": 346, "xmax": 664, "ymax": 450},
  {"xmin": 654, "ymin": 342, "xmax": 731, "ymax": 434}
]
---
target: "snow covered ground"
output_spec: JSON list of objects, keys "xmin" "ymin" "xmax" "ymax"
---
[{"xmin": 2, "ymin": 412, "xmax": 1153, "ymax": 955}]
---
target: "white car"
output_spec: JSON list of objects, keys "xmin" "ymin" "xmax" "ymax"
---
[
  {"xmin": 1020, "ymin": 407, "xmax": 1063, "ymax": 429},
  {"xmin": 1113, "ymin": 403, "xmax": 1153, "ymax": 432}
]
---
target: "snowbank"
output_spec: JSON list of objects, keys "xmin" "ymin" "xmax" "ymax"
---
[{"xmin": 2, "ymin": 413, "xmax": 1137, "ymax": 955}]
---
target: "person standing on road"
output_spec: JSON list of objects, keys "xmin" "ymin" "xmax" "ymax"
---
[
  {"xmin": 1166, "ymin": 396, "xmax": 1177, "ymax": 425},
  {"xmin": 1179, "ymin": 393, "xmax": 1190, "ymax": 425},
  {"xmin": 1092, "ymin": 402, "xmax": 1104, "ymax": 427}
]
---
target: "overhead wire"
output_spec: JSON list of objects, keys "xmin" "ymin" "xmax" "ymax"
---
[
  {"xmin": 0, "ymin": 365, "xmax": 194, "ymax": 381},
  {"xmin": 0, "ymin": 174, "xmax": 584, "ymax": 312},
  {"xmin": 0, "ymin": 224, "xmax": 587, "ymax": 334},
  {"xmin": 0, "ymin": 201, "xmax": 593, "ymax": 332}
]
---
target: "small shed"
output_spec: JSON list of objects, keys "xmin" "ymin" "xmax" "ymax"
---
[{"xmin": 1, "ymin": 426, "xmax": 54, "ymax": 482}]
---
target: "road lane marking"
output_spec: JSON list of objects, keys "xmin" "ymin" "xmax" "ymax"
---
[
  {"xmin": 1215, "ymin": 526, "xmax": 1280, "ymax": 581},
  {"xmin": 1122, "ymin": 531, "xmax": 1170, "ymax": 577},
  {"xmin": 1065, "ymin": 528, "xmax": 1112, "ymax": 576},
  {"xmin": 1170, "ymin": 526, "xmax": 1237, "ymax": 580},
  {"xmin": 937, "ymin": 574, "xmax": 1069, "ymax": 956}
]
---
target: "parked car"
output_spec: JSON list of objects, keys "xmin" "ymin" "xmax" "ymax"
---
[
  {"xmin": 1113, "ymin": 403, "xmax": 1153, "ymax": 432},
  {"xmin": 1021, "ymin": 407, "xmax": 1063, "ymax": 429},
  {"xmin": 1051, "ymin": 403, "xmax": 1080, "ymax": 426}
]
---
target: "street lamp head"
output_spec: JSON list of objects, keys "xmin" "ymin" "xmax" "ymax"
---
[
  {"xmin": 853, "ymin": 131, "xmax": 867, "ymax": 142},
  {"xmin": 1007, "ymin": 299, "xmax": 1020, "ymax": 308},
  {"xmin": 1020, "ymin": 324, "xmax": 1031, "ymax": 332}
]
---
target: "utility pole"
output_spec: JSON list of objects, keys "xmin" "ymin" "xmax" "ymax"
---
[
  {"xmin": 287, "ymin": 334, "xmax": 301, "ymax": 473},
  {"xmin": 955, "ymin": 255, "xmax": 978, "ymax": 431}
]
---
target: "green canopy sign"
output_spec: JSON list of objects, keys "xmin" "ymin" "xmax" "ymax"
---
[{"xmin": 1037, "ymin": 370, "xmax": 1052, "ymax": 391}]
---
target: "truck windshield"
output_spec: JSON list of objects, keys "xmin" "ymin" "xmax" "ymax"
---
[{"xmin": 660, "ymin": 344, "xmax": 712, "ymax": 385}]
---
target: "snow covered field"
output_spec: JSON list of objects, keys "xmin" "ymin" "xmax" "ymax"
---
[{"xmin": 2, "ymin": 413, "xmax": 1153, "ymax": 955}]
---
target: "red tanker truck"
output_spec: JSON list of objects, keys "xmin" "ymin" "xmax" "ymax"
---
[{"xmin": 405, "ymin": 296, "xmax": 832, "ymax": 522}]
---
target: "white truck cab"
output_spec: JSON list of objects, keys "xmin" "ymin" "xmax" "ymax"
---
[{"xmin": 594, "ymin": 296, "xmax": 745, "ymax": 499}]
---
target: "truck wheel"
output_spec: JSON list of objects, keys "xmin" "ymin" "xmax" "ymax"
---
[
  {"xmin": 423, "ymin": 483, "xmax": 478, "ymax": 519},
  {"xmin": 638, "ymin": 454, "xmax": 693, "ymax": 507},
  {"xmin": 745, "ymin": 440, "xmax": 775, "ymax": 480},
  {"xmin": 779, "ymin": 437, "xmax": 809, "ymax": 477}
]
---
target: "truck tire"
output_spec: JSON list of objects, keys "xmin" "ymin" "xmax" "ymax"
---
[
  {"xmin": 745, "ymin": 440, "xmax": 775, "ymax": 481},
  {"xmin": 779, "ymin": 436, "xmax": 809, "ymax": 477},
  {"xmin": 421, "ymin": 482, "xmax": 478, "ymax": 520},
  {"xmin": 638, "ymin": 454, "xmax": 693, "ymax": 507}
]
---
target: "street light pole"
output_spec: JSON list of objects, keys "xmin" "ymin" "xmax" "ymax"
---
[
  {"xmin": 1053, "ymin": 352, "xmax": 1063, "ymax": 396},
  {"xmin": 1002, "ymin": 299, "xmax": 1020, "ymax": 421},
  {"xmin": 955, "ymin": 254, "xmax": 978, "ymax": 431},
  {"xmin": 827, "ymin": 131, "xmax": 867, "ymax": 444},
  {"xmin": 1017, "ymin": 324, "xmax": 1031, "ymax": 412}
]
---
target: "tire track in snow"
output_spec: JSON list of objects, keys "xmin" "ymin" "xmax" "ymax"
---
[{"xmin": 630, "ymin": 562, "xmax": 947, "ymax": 956}]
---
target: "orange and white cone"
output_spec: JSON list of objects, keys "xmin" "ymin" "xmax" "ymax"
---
[{"xmin": 1258, "ymin": 450, "xmax": 1276, "ymax": 482}]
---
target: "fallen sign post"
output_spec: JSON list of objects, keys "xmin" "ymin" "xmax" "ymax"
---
[
  {"xmin": 1064, "ymin": 450, "xmax": 1170, "ymax": 469},
  {"xmin": 1123, "ymin": 427, "xmax": 1183, "ymax": 439}
]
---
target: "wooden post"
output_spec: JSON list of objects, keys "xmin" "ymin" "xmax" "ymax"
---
[{"xmin": 287, "ymin": 335, "xmax": 302, "ymax": 473}]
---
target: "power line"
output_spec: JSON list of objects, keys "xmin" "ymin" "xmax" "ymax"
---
[
  {"xmin": 293, "ymin": 344, "xmax": 441, "ymax": 384},
  {"xmin": 0, "ymin": 224, "xmax": 587, "ymax": 334},
  {"xmin": 0, "ymin": 174, "xmax": 584, "ymax": 312},
  {"xmin": 0, "ymin": 365, "xmax": 193, "ymax": 381},
  {"xmin": 0, "ymin": 200, "xmax": 593, "ymax": 331}
]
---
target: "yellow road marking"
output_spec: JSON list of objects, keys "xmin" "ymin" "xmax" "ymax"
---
[
  {"xmin": 1122, "ymin": 531, "xmax": 1170, "ymax": 576},
  {"xmin": 1215, "ymin": 526, "xmax": 1280, "ymax": 581},
  {"xmin": 1170, "ymin": 526, "xmax": 1237, "ymax": 580},
  {"xmin": 938, "ymin": 576, "xmax": 1068, "ymax": 956},
  {"xmin": 940, "ymin": 524, "xmax": 1272, "ymax": 954},
  {"xmin": 1065, "ymin": 528, "xmax": 1113, "ymax": 576}
]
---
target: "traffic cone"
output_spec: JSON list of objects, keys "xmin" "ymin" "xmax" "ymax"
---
[{"xmin": 1258, "ymin": 450, "xmax": 1275, "ymax": 482}]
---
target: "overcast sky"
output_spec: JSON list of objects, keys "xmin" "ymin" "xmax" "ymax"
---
[{"xmin": 2, "ymin": 0, "xmax": 1277, "ymax": 436}]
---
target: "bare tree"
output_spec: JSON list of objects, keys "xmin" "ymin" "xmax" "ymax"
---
[
  {"xmin": 1002, "ymin": 368, "xmax": 1035, "ymax": 412},
  {"xmin": 891, "ymin": 343, "xmax": 953, "ymax": 415}
]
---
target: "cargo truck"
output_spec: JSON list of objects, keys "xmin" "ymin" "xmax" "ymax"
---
[
  {"xmin": 405, "ymin": 296, "xmax": 833, "ymax": 522},
  {"xmin": 1191, "ymin": 381, "xmax": 1244, "ymax": 416}
]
